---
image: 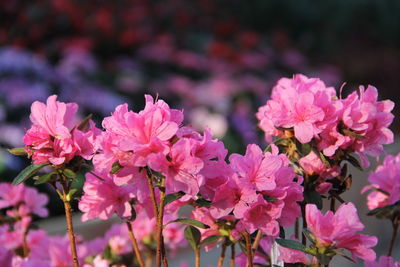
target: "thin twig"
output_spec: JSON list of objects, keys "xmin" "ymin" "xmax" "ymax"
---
[
  {"xmin": 218, "ymin": 241, "xmax": 227, "ymax": 267},
  {"xmin": 301, "ymin": 203, "xmax": 307, "ymax": 246},
  {"xmin": 156, "ymin": 178, "xmax": 167, "ymax": 267},
  {"xmin": 330, "ymin": 196, "xmax": 336, "ymax": 212},
  {"xmin": 244, "ymin": 232, "xmax": 253, "ymax": 267},
  {"xmin": 146, "ymin": 170, "xmax": 159, "ymax": 216},
  {"xmin": 251, "ymin": 230, "xmax": 263, "ymax": 261},
  {"xmin": 126, "ymin": 222, "xmax": 145, "ymax": 267},
  {"xmin": 195, "ymin": 247, "xmax": 200, "ymax": 267},
  {"xmin": 63, "ymin": 197, "xmax": 79, "ymax": 267},
  {"xmin": 388, "ymin": 220, "xmax": 399, "ymax": 257},
  {"xmin": 21, "ymin": 227, "xmax": 30, "ymax": 257},
  {"xmin": 231, "ymin": 244, "xmax": 235, "ymax": 267}
]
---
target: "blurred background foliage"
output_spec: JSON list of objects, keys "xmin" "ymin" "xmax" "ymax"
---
[{"xmin": 0, "ymin": 0, "xmax": 399, "ymax": 216}]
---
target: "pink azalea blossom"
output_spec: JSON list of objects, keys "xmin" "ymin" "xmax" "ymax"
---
[
  {"xmin": 191, "ymin": 207, "xmax": 235, "ymax": 251},
  {"xmin": 0, "ymin": 183, "xmax": 48, "ymax": 218},
  {"xmin": 210, "ymin": 175, "xmax": 257, "ymax": 219},
  {"xmin": 306, "ymin": 203, "xmax": 377, "ymax": 261},
  {"xmin": 362, "ymin": 153, "xmax": 400, "ymax": 210},
  {"xmin": 148, "ymin": 138, "xmax": 204, "ymax": 197},
  {"xmin": 256, "ymin": 74, "xmax": 338, "ymax": 143},
  {"xmin": 229, "ymin": 144, "xmax": 281, "ymax": 191},
  {"xmin": 199, "ymin": 160, "xmax": 231, "ymax": 201},
  {"xmin": 79, "ymin": 172, "xmax": 135, "ymax": 221},
  {"xmin": 240, "ymin": 195, "xmax": 283, "ymax": 236},
  {"xmin": 260, "ymin": 147, "xmax": 303, "ymax": 227},
  {"xmin": 23, "ymin": 95, "xmax": 99, "ymax": 165},
  {"xmin": 101, "ymin": 95, "xmax": 183, "ymax": 168},
  {"xmin": 341, "ymin": 86, "xmax": 394, "ymax": 160}
]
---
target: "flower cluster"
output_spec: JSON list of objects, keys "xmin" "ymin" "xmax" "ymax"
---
[
  {"xmin": 275, "ymin": 203, "xmax": 377, "ymax": 265},
  {"xmin": 0, "ymin": 182, "xmax": 186, "ymax": 267},
  {"xmin": 210, "ymin": 144, "xmax": 303, "ymax": 236},
  {"xmin": 23, "ymin": 95, "xmax": 99, "ymax": 165},
  {"xmin": 6, "ymin": 76, "xmax": 396, "ymax": 267},
  {"xmin": 257, "ymin": 74, "xmax": 394, "ymax": 167}
]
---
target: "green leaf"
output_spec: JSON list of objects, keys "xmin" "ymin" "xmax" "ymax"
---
[
  {"xmin": 71, "ymin": 173, "xmax": 85, "ymax": 192},
  {"xmin": 295, "ymin": 140, "xmax": 311, "ymax": 156},
  {"xmin": 273, "ymin": 138, "xmax": 291, "ymax": 147},
  {"xmin": 66, "ymin": 188, "xmax": 78, "ymax": 201},
  {"xmin": 263, "ymin": 195, "xmax": 279, "ymax": 202},
  {"xmin": 302, "ymin": 229, "xmax": 315, "ymax": 244},
  {"xmin": 167, "ymin": 218, "xmax": 210, "ymax": 229},
  {"xmin": 366, "ymin": 202, "xmax": 400, "ymax": 219},
  {"xmin": 275, "ymin": 239, "xmax": 307, "ymax": 253},
  {"xmin": 194, "ymin": 198, "xmax": 211, "ymax": 207},
  {"xmin": 110, "ymin": 162, "xmax": 123, "ymax": 174},
  {"xmin": 34, "ymin": 172, "xmax": 56, "ymax": 185},
  {"xmin": 184, "ymin": 225, "xmax": 201, "ymax": 250},
  {"xmin": 8, "ymin": 148, "xmax": 27, "ymax": 156},
  {"xmin": 318, "ymin": 151, "xmax": 331, "ymax": 168},
  {"xmin": 346, "ymin": 155, "xmax": 363, "ymax": 171},
  {"xmin": 200, "ymin": 235, "xmax": 221, "ymax": 246},
  {"xmin": 304, "ymin": 190, "xmax": 323, "ymax": 209},
  {"xmin": 12, "ymin": 163, "xmax": 50, "ymax": 185},
  {"xmin": 342, "ymin": 129, "xmax": 364, "ymax": 139},
  {"xmin": 63, "ymin": 168, "xmax": 76, "ymax": 179},
  {"xmin": 164, "ymin": 191, "xmax": 185, "ymax": 205}
]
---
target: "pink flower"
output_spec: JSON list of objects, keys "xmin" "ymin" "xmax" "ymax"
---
[
  {"xmin": 241, "ymin": 195, "xmax": 283, "ymax": 236},
  {"xmin": 23, "ymin": 95, "xmax": 99, "ymax": 165},
  {"xmin": 29, "ymin": 95, "xmax": 77, "ymax": 139},
  {"xmin": 364, "ymin": 256, "xmax": 400, "ymax": 267},
  {"xmin": 83, "ymin": 255, "xmax": 110, "ymax": 267},
  {"xmin": 190, "ymin": 207, "xmax": 229, "ymax": 251},
  {"xmin": 148, "ymin": 138, "xmax": 204, "ymax": 197},
  {"xmin": 79, "ymin": 172, "xmax": 135, "ymax": 221},
  {"xmin": 306, "ymin": 203, "xmax": 377, "ymax": 261},
  {"xmin": 256, "ymin": 74, "xmax": 338, "ymax": 143},
  {"xmin": 340, "ymin": 85, "xmax": 394, "ymax": 166},
  {"xmin": 210, "ymin": 175, "xmax": 257, "ymax": 219},
  {"xmin": 229, "ymin": 144, "xmax": 281, "ymax": 191},
  {"xmin": 298, "ymin": 151, "xmax": 342, "ymax": 195},
  {"xmin": 199, "ymin": 160, "xmax": 231, "ymax": 201},
  {"xmin": 101, "ymin": 95, "xmax": 183, "ymax": 168},
  {"xmin": 317, "ymin": 124, "xmax": 350, "ymax": 157},
  {"xmin": 0, "ymin": 183, "xmax": 48, "ymax": 218},
  {"xmin": 299, "ymin": 150, "xmax": 327, "ymax": 176},
  {"xmin": 260, "ymin": 147, "xmax": 303, "ymax": 227},
  {"xmin": 278, "ymin": 236, "xmax": 314, "ymax": 265},
  {"xmin": 362, "ymin": 153, "xmax": 400, "ymax": 210}
]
